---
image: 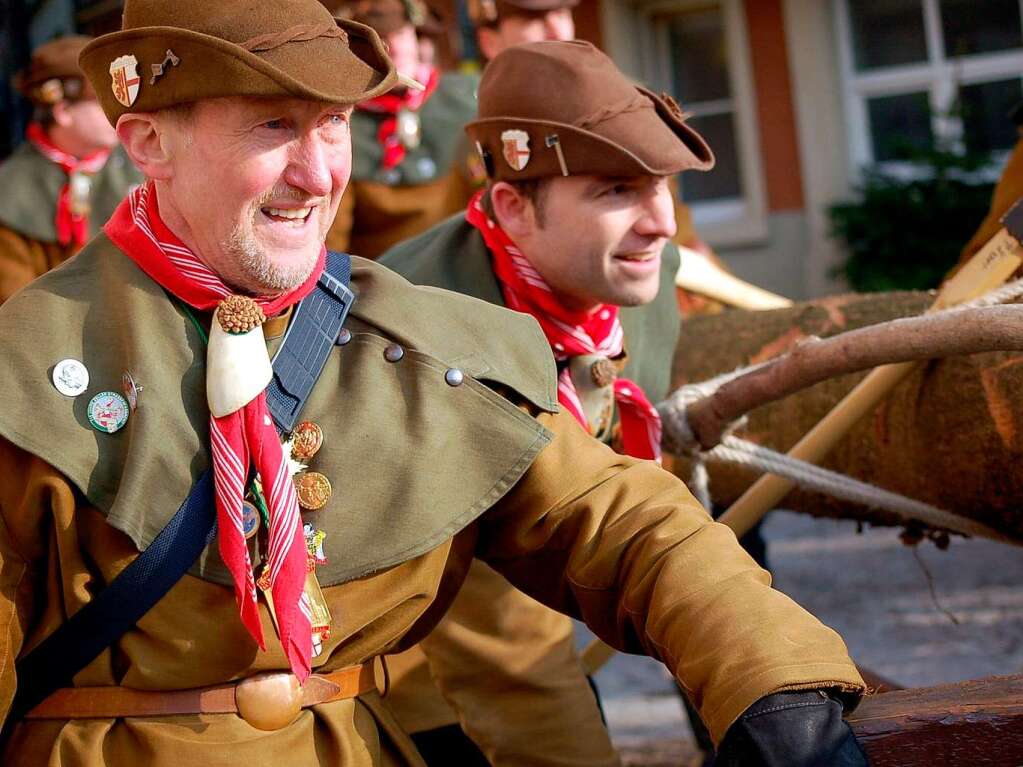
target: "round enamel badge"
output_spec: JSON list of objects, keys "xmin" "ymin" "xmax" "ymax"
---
[
  {"xmin": 87, "ymin": 391, "xmax": 130, "ymax": 434},
  {"xmin": 52, "ymin": 358, "xmax": 89, "ymax": 397},
  {"xmin": 241, "ymin": 501, "xmax": 261, "ymax": 540}
]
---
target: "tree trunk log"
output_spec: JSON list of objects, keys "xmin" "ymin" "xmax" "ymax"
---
[
  {"xmin": 848, "ymin": 674, "xmax": 1023, "ymax": 766},
  {"xmin": 670, "ymin": 291, "xmax": 1023, "ymax": 540}
]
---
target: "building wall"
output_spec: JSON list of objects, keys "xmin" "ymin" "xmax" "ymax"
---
[{"xmin": 601, "ymin": 0, "xmax": 854, "ymax": 300}]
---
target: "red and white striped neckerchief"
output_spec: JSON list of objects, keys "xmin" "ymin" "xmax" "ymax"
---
[
  {"xmin": 25, "ymin": 122, "xmax": 110, "ymax": 247},
  {"xmin": 466, "ymin": 192, "xmax": 662, "ymax": 461},
  {"xmin": 357, "ymin": 64, "xmax": 439, "ymax": 172},
  {"xmin": 105, "ymin": 181, "xmax": 320, "ymax": 680}
]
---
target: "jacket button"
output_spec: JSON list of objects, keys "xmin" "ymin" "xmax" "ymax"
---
[
  {"xmin": 384, "ymin": 344, "xmax": 405, "ymax": 362},
  {"xmin": 444, "ymin": 368, "xmax": 464, "ymax": 387},
  {"xmin": 336, "ymin": 328, "xmax": 352, "ymax": 346}
]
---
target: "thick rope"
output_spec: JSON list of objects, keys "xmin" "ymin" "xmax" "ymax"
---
[
  {"xmin": 704, "ymin": 436, "xmax": 1014, "ymax": 543},
  {"xmin": 663, "ymin": 276, "xmax": 1023, "ymax": 541}
]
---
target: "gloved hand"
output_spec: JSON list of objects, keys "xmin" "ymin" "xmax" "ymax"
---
[{"xmin": 714, "ymin": 690, "xmax": 869, "ymax": 767}]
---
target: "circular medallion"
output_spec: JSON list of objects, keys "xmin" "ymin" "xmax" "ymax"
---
[
  {"xmin": 242, "ymin": 501, "xmax": 261, "ymax": 540},
  {"xmin": 87, "ymin": 391, "xmax": 130, "ymax": 434},
  {"xmin": 121, "ymin": 370, "xmax": 144, "ymax": 410},
  {"xmin": 295, "ymin": 471, "xmax": 332, "ymax": 510},
  {"xmin": 52, "ymin": 358, "xmax": 89, "ymax": 397},
  {"xmin": 291, "ymin": 421, "xmax": 323, "ymax": 462},
  {"xmin": 397, "ymin": 109, "xmax": 422, "ymax": 150}
]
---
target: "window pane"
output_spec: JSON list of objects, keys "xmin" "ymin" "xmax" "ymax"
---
[
  {"xmin": 665, "ymin": 8, "xmax": 731, "ymax": 104},
  {"xmin": 848, "ymin": 0, "xmax": 928, "ymax": 71},
  {"xmin": 678, "ymin": 113, "xmax": 742, "ymax": 202},
  {"xmin": 867, "ymin": 91, "xmax": 934, "ymax": 161},
  {"xmin": 960, "ymin": 78, "xmax": 1023, "ymax": 154},
  {"xmin": 940, "ymin": 0, "xmax": 1022, "ymax": 57}
]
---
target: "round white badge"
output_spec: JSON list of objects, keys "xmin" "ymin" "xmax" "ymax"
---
[{"xmin": 52, "ymin": 359, "xmax": 90, "ymax": 397}]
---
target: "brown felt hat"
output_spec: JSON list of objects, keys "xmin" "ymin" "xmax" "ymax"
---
[
  {"xmin": 470, "ymin": 0, "xmax": 578, "ymax": 27},
  {"xmin": 466, "ymin": 40, "xmax": 714, "ymax": 181},
  {"xmin": 79, "ymin": 0, "xmax": 398, "ymax": 126},
  {"xmin": 15, "ymin": 36, "xmax": 96, "ymax": 105}
]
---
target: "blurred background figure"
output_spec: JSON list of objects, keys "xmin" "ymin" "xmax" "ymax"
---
[
  {"xmin": 0, "ymin": 35, "xmax": 140, "ymax": 303},
  {"xmin": 323, "ymin": 0, "xmax": 477, "ymax": 258}
]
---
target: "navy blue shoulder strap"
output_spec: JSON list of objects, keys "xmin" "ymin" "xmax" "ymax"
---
[{"xmin": 10, "ymin": 252, "xmax": 354, "ymax": 721}]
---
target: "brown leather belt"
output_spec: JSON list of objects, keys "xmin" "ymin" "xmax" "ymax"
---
[{"xmin": 25, "ymin": 664, "xmax": 376, "ymax": 731}]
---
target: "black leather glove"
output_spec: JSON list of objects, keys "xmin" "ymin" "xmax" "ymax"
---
[{"xmin": 715, "ymin": 690, "xmax": 869, "ymax": 767}]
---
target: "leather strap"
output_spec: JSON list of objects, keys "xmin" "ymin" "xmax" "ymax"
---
[{"xmin": 24, "ymin": 664, "xmax": 376, "ymax": 720}]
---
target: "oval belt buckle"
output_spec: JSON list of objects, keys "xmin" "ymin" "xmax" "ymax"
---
[{"xmin": 235, "ymin": 672, "xmax": 303, "ymax": 731}]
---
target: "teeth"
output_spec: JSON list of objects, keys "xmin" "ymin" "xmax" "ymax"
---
[{"xmin": 265, "ymin": 207, "xmax": 311, "ymax": 221}]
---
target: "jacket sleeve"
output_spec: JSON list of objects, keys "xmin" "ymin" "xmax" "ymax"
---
[
  {"xmin": 0, "ymin": 437, "xmax": 85, "ymax": 723},
  {"xmin": 0, "ymin": 226, "xmax": 58, "ymax": 304},
  {"xmin": 416, "ymin": 559, "xmax": 619, "ymax": 767},
  {"xmin": 476, "ymin": 409, "xmax": 865, "ymax": 745}
]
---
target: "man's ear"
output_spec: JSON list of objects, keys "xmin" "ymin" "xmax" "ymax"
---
[
  {"xmin": 116, "ymin": 113, "xmax": 175, "ymax": 180},
  {"xmin": 476, "ymin": 27, "xmax": 501, "ymax": 63},
  {"xmin": 490, "ymin": 181, "xmax": 535, "ymax": 239},
  {"xmin": 50, "ymin": 101, "xmax": 75, "ymax": 128}
]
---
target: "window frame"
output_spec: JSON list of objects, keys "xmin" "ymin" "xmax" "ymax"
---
[
  {"xmin": 636, "ymin": 0, "xmax": 769, "ymax": 246},
  {"xmin": 834, "ymin": 0, "xmax": 1023, "ymax": 180}
]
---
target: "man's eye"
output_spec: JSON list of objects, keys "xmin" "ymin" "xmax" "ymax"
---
[{"xmin": 263, "ymin": 119, "xmax": 285, "ymax": 130}]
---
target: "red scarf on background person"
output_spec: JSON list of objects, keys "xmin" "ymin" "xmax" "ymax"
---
[
  {"xmin": 26, "ymin": 122, "xmax": 110, "ymax": 247},
  {"xmin": 466, "ymin": 192, "xmax": 662, "ymax": 461},
  {"xmin": 105, "ymin": 182, "xmax": 318, "ymax": 681},
  {"xmin": 357, "ymin": 64, "xmax": 439, "ymax": 171}
]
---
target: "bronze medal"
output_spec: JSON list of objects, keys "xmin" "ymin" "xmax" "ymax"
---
[
  {"xmin": 291, "ymin": 421, "xmax": 323, "ymax": 462},
  {"xmin": 295, "ymin": 471, "xmax": 332, "ymax": 510}
]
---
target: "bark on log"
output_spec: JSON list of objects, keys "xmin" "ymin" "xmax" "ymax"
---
[
  {"xmin": 848, "ymin": 674, "xmax": 1023, "ymax": 766},
  {"xmin": 670, "ymin": 291, "xmax": 1023, "ymax": 539}
]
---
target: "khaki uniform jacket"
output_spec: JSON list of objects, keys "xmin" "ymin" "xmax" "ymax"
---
[
  {"xmin": 0, "ymin": 235, "xmax": 864, "ymax": 766},
  {"xmin": 376, "ymin": 217, "xmax": 682, "ymax": 765},
  {"xmin": 0, "ymin": 141, "xmax": 141, "ymax": 302},
  {"xmin": 326, "ymin": 74, "xmax": 478, "ymax": 259}
]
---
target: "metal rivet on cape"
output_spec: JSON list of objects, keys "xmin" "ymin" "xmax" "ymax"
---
[
  {"xmin": 444, "ymin": 368, "xmax": 464, "ymax": 387},
  {"xmin": 384, "ymin": 343, "xmax": 405, "ymax": 363},
  {"xmin": 336, "ymin": 328, "xmax": 352, "ymax": 346}
]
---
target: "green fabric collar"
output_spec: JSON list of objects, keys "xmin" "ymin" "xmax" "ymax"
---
[{"xmin": 0, "ymin": 238, "xmax": 556, "ymax": 587}]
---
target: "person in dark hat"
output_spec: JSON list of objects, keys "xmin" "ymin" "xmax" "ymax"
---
[
  {"xmin": 0, "ymin": 35, "xmax": 142, "ymax": 302},
  {"xmin": 381, "ymin": 41, "xmax": 865, "ymax": 766},
  {"xmin": 0, "ymin": 5, "xmax": 867, "ymax": 766},
  {"xmin": 323, "ymin": 0, "xmax": 477, "ymax": 258}
]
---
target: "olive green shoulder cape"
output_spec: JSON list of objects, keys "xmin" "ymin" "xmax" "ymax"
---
[
  {"xmin": 380, "ymin": 213, "xmax": 682, "ymax": 400},
  {"xmin": 0, "ymin": 235, "xmax": 556, "ymax": 587},
  {"xmin": 351, "ymin": 72, "xmax": 478, "ymax": 186},
  {"xmin": 0, "ymin": 142, "xmax": 142, "ymax": 243}
]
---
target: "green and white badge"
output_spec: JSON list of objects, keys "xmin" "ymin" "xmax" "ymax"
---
[{"xmin": 87, "ymin": 391, "xmax": 130, "ymax": 434}]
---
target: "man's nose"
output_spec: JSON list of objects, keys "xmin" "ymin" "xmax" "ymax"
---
[
  {"xmin": 634, "ymin": 186, "xmax": 677, "ymax": 240},
  {"xmin": 284, "ymin": 135, "xmax": 334, "ymax": 199}
]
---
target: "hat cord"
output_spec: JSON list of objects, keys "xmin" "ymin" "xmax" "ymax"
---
[{"xmin": 242, "ymin": 22, "xmax": 348, "ymax": 53}]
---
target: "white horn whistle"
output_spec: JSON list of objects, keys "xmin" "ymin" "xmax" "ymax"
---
[{"xmin": 206, "ymin": 304, "xmax": 273, "ymax": 418}]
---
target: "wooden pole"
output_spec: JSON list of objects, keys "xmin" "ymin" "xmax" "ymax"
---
[{"xmin": 674, "ymin": 246, "xmax": 793, "ymax": 310}]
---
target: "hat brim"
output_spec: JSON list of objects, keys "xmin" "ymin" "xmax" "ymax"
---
[
  {"xmin": 80, "ymin": 19, "xmax": 397, "ymax": 126},
  {"xmin": 466, "ymin": 86, "xmax": 714, "ymax": 181}
]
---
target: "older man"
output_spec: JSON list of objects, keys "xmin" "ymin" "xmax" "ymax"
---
[
  {"xmin": 0, "ymin": 35, "xmax": 141, "ymax": 302},
  {"xmin": 0, "ymin": 3, "xmax": 866, "ymax": 766}
]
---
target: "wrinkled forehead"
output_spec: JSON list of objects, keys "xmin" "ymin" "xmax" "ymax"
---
[{"xmin": 192, "ymin": 95, "xmax": 353, "ymax": 120}]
